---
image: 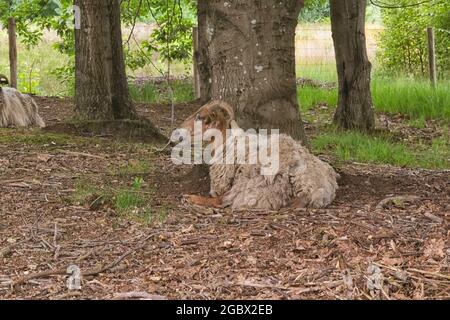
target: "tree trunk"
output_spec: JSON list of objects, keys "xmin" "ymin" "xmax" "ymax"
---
[
  {"xmin": 74, "ymin": 0, "xmax": 136, "ymax": 120},
  {"xmin": 199, "ymin": 0, "xmax": 307, "ymax": 143},
  {"xmin": 330, "ymin": 0, "xmax": 375, "ymax": 131},
  {"xmin": 8, "ymin": 17, "xmax": 18, "ymax": 89},
  {"xmin": 108, "ymin": 0, "xmax": 136, "ymax": 119},
  {"xmin": 196, "ymin": 0, "xmax": 212, "ymax": 103}
]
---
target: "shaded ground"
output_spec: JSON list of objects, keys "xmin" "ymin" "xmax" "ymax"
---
[{"xmin": 0, "ymin": 97, "xmax": 449, "ymax": 300}]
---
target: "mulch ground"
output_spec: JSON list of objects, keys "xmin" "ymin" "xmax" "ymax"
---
[{"xmin": 0, "ymin": 97, "xmax": 448, "ymax": 300}]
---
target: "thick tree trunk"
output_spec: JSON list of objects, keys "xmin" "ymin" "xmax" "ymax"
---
[
  {"xmin": 196, "ymin": 0, "xmax": 212, "ymax": 103},
  {"xmin": 108, "ymin": 0, "xmax": 136, "ymax": 119},
  {"xmin": 330, "ymin": 0, "xmax": 375, "ymax": 131},
  {"xmin": 8, "ymin": 17, "xmax": 17, "ymax": 89},
  {"xmin": 74, "ymin": 0, "xmax": 112, "ymax": 120},
  {"xmin": 199, "ymin": 0, "xmax": 307, "ymax": 143},
  {"xmin": 74, "ymin": 0, "xmax": 136, "ymax": 120}
]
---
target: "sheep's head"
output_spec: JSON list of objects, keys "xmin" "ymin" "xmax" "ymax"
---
[
  {"xmin": 0, "ymin": 74, "xmax": 9, "ymax": 87},
  {"xmin": 177, "ymin": 100, "xmax": 236, "ymax": 147}
]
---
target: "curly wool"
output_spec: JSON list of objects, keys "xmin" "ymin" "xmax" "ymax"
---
[
  {"xmin": 209, "ymin": 131, "xmax": 339, "ymax": 211},
  {"xmin": 0, "ymin": 87, "xmax": 45, "ymax": 128}
]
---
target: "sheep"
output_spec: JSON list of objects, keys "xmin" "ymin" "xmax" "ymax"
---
[
  {"xmin": 0, "ymin": 74, "xmax": 45, "ymax": 128},
  {"xmin": 176, "ymin": 100, "xmax": 339, "ymax": 211}
]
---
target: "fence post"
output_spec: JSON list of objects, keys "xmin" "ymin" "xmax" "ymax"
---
[
  {"xmin": 192, "ymin": 26, "xmax": 201, "ymax": 100},
  {"xmin": 8, "ymin": 17, "xmax": 18, "ymax": 89},
  {"xmin": 427, "ymin": 27, "xmax": 437, "ymax": 88}
]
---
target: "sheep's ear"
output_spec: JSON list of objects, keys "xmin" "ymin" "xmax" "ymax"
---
[
  {"xmin": 207, "ymin": 108, "xmax": 228, "ymax": 126},
  {"xmin": 204, "ymin": 114, "xmax": 213, "ymax": 125}
]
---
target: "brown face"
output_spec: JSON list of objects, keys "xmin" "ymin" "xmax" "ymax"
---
[{"xmin": 178, "ymin": 100, "xmax": 235, "ymax": 146}]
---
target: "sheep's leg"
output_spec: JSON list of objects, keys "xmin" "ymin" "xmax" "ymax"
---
[
  {"xmin": 184, "ymin": 194, "xmax": 224, "ymax": 208},
  {"xmin": 289, "ymin": 197, "xmax": 308, "ymax": 208}
]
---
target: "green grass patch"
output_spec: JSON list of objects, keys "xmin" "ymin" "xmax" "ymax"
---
[
  {"xmin": 297, "ymin": 77, "xmax": 450, "ymax": 122},
  {"xmin": 114, "ymin": 177, "xmax": 146, "ymax": 214},
  {"xmin": 298, "ymin": 86, "xmax": 338, "ymax": 112},
  {"xmin": 296, "ymin": 64, "xmax": 338, "ymax": 83},
  {"xmin": 419, "ymin": 137, "xmax": 450, "ymax": 169},
  {"xmin": 312, "ymin": 129, "xmax": 450, "ymax": 169},
  {"xmin": 71, "ymin": 174, "xmax": 160, "ymax": 224},
  {"xmin": 296, "ymin": 63, "xmax": 450, "ymax": 122},
  {"xmin": 0, "ymin": 34, "xmax": 72, "ymax": 96},
  {"xmin": 372, "ymin": 78, "xmax": 450, "ymax": 121},
  {"xmin": 111, "ymin": 160, "xmax": 152, "ymax": 177},
  {"xmin": 0, "ymin": 129, "xmax": 89, "ymax": 146},
  {"xmin": 71, "ymin": 179, "xmax": 104, "ymax": 206},
  {"xmin": 129, "ymin": 80, "xmax": 194, "ymax": 104},
  {"xmin": 406, "ymin": 117, "xmax": 427, "ymax": 129}
]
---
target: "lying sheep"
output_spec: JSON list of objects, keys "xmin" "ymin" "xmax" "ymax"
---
[
  {"xmin": 176, "ymin": 100, "xmax": 339, "ymax": 211},
  {"xmin": 0, "ymin": 74, "xmax": 45, "ymax": 128}
]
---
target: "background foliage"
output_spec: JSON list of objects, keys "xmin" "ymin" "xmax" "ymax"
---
[{"xmin": 377, "ymin": 0, "xmax": 450, "ymax": 77}]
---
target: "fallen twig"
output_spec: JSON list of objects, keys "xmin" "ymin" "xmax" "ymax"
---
[
  {"xmin": 57, "ymin": 149, "xmax": 106, "ymax": 160},
  {"xmin": 0, "ymin": 238, "xmax": 29, "ymax": 258},
  {"xmin": 112, "ymin": 292, "xmax": 168, "ymax": 300},
  {"xmin": 407, "ymin": 268, "xmax": 450, "ymax": 281},
  {"xmin": 232, "ymin": 281, "xmax": 288, "ymax": 290},
  {"xmin": 13, "ymin": 268, "xmax": 68, "ymax": 289},
  {"xmin": 376, "ymin": 195, "xmax": 420, "ymax": 210},
  {"xmin": 423, "ymin": 213, "xmax": 444, "ymax": 224},
  {"xmin": 12, "ymin": 232, "xmax": 161, "ymax": 290}
]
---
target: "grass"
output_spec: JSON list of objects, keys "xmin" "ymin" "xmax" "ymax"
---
[
  {"xmin": 71, "ymin": 175, "xmax": 160, "ymax": 225},
  {"xmin": 372, "ymin": 78, "xmax": 450, "ymax": 121},
  {"xmin": 0, "ymin": 129, "xmax": 90, "ymax": 146},
  {"xmin": 70, "ymin": 155, "xmax": 169, "ymax": 225},
  {"xmin": 296, "ymin": 64, "xmax": 338, "ymax": 83},
  {"xmin": 406, "ymin": 117, "xmax": 427, "ymax": 129},
  {"xmin": 298, "ymin": 86, "xmax": 337, "ymax": 113},
  {"xmin": 129, "ymin": 80, "xmax": 194, "ymax": 104},
  {"xmin": 0, "ymin": 129, "xmax": 166, "ymax": 222},
  {"xmin": 112, "ymin": 160, "xmax": 152, "ymax": 177},
  {"xmin": 0, "ymin": 33, "xmax": 71, "ymax": 96},
  {"xmin": 312, "ymin": 129, "xmax": 450, "ymax": 169},
  {"xmin": 297, "ymin": 76, "xmax": 450, "ymax": 122},
  {"xmin": 71, "ymin": 179, "xmax": 103, "ymax": 206},
  {"xmin": 114, "ymin": 178, "xmax": 146, "ymax": 214}
]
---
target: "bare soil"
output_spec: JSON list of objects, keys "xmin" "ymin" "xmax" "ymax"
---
[{"xmin": 0, "ymin": 97, "xmax": 448, "ymax": 300}]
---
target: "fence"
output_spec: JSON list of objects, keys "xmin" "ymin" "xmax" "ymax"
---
[{"xmin": 295, "ymin": 24, "xmax": 383, "ymax": 65}]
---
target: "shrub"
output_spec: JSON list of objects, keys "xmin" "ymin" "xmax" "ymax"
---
[{"xmin": 377, "ymin": 1, "xmax": 450, "ymax": 77}]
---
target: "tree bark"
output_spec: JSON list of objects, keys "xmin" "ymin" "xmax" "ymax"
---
[
  {"xmin": 8, "ymin": 17, "xmax": 18, "ymax": 89},
  {"xmin": 196, "ymin": 0, "xmax": 212, "ymax": 103},
  {"xmin": 108, "ymin": 0, "xmax": 136, "ymax": 119},
  {"xmin": 74, "ymin": 0, "xmax": 136, "ymax": 120},
  {"xmin": 330, "ymin": 0, "xmax": 375, "ymax": 131},
  {"xmin": 199, "ymin": 0, "xmax": 307, "ymax": 143}
]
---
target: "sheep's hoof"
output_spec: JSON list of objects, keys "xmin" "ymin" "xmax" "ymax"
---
[{"xmin": 183, "ymin": 194, "xmax": 223, "ymax": 208}]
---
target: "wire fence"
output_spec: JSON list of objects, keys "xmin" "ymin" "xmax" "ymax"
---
[{"xmin": 295, "ymin": 24, "xmax": 383, "ymax": 66}]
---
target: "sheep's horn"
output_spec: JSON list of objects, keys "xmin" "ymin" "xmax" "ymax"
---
[{"xmin": 206, "ymin": 100, "xmax": 235, "ymax": 120}]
